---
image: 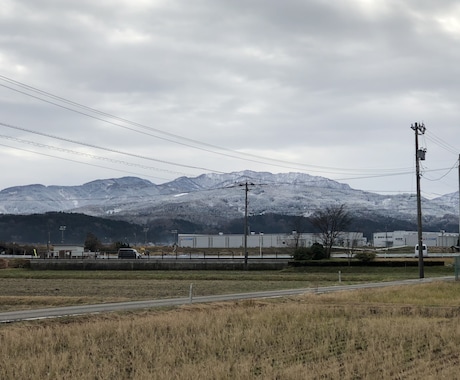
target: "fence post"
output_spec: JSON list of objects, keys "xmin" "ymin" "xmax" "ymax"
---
[{"xmin": 455, "ymin": 256, "xmax": 460, "ymax": 281}]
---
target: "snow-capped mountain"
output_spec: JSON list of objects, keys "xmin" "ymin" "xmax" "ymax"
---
[{"xmin": 0, "ymin": 171, "xmax": 457, "ymax": 228}]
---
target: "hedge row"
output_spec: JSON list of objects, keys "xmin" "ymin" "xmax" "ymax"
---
[{"xmin": 288, "ymin": 260, "xmax": 445, "ymax": 267}]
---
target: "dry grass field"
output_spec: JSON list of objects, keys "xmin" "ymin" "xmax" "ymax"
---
[
  {"xmin": 0, "ymin": 263, "xmax": 454, "ymax": 311},
  {"xmin": 0, "ymin": 269, "xmax": 459, "ymax": 379}
]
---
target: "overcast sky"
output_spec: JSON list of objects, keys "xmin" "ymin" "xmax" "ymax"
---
[{"xmin": 1, "ymin": 0, "xmax": 459, "ymax": 199}]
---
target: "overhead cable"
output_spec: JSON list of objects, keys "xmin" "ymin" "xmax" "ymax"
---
[{"xmin": 0, "ymin": 75, "xmax": 415, "ymax": 175}]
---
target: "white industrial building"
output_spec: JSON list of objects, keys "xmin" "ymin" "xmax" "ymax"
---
[
  {"xmin": 178, "ymin": 232, "xmax": 366, "ymax": 249},
  {"xmin": 373, "ymin": 231, "xmax": 459, "ymax": 248}
]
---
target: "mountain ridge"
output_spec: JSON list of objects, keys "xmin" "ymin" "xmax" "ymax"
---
[{"xmin": 0, "ymin": 171, "xmax": 458, "ymax": 233}]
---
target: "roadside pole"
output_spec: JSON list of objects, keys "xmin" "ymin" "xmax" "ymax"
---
[{"xmin": 411, "ymin": 122, "xmax": 426, "ymax": 279}]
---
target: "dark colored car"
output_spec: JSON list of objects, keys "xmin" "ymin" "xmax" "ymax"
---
[{"xmin": 118, "ymin": 248, "xmax": 141, "ymax": 259}]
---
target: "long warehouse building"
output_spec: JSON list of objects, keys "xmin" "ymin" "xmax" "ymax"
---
[{"xmin": 178, "ymin": 232, "xmax": 366, "ymax": 249}]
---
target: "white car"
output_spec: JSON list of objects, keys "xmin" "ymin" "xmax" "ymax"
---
[{"xmin": 414, "ymin": 244, "xmax": 428, "ymax": 258}]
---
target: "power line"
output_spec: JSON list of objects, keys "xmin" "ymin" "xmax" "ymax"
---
[
  {"xmin": 3, "ymin": 119, "xmax": 455, "ymax": 189},
  {"xmin": 425, "ymin": 130, "xmax": 459, "ymax": 156},
  {"xmin": 1, "ymin": 75, "xmax": 458, "ymax": 194},
  {"xmin": 422, "ymin": 159, "xmax": 459, "ymax": 182},
  {"xmin": 0, "ymin": 142, "xmax": 172, "ymax": 182},
  {"xmin": 1, "ymin": 115, "xmax": 421, "ymax": 182},
  {"xmin": 0, "ymin": 78, "xmax": 327, "ymax": 172},
  {"xmin": 0, "ymin": 121, "xmax": 225, "ymax": 174},
  {"xmin": 0, "ymin": 75, "xmax": 416, "ymax": 175},
  {"xmin": 0, "ymin": 134, "xmax": 193, "ymax": 177}
]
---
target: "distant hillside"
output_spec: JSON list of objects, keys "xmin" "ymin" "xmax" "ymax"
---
[
  {"xmin": 0, "ymin": 212, "xmax": 144, "ymax": 246},
  {"xmin": 0, "ymin": 171, "xmax": 457, "ymax": 244}
]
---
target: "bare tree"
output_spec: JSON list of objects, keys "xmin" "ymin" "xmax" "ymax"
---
[
  {"xmin": 346, "ymin": 231, "xmax": 362, "ymax": 265},
  {"xmin": 310, "ymin": 204, "xmax": 352, "ymax": 259},
  {"xmin": 291, "ymin": 215, "xmax": 307, "ymax": 249}
]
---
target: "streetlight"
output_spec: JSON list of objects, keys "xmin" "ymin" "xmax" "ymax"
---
[
  {"xmin": 59, "ymin": 225, "xmax": 66, "ymax": 244},
  {"xmin": 259, "ymin": 232, "xmax": 264, "ymax": 258}
]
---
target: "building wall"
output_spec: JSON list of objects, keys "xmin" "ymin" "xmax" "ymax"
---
[
  {"xmin": 51, "ymin": 245, "xmax": 85, "ymax": 258},
  {"xmin": 373, "ymin": 231, "xmax": 459, "ymax": 248},
  {"xmin": 404, "ymin": 232, "xmax": 438, "ymax": 247},
  {"xmin": 373, "ymin": 232, "xmax": 394, "ymax": 248},
  {"xmin": 178, "ymin": 232, "xmax": 366, "ymax": 249},
  {"xmin": 438, "ymin": 235, "xmax": 459, "ymax": 247}
]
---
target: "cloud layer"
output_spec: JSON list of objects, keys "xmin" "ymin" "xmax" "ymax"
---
[{"xmin": 1, "ymin": 0, "xmax": 459, "ymax": 198}]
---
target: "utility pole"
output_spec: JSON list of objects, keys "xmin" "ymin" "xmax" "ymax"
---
[
  {"xmin": 458, "ymin": 154, "xmax": 460, "ymax": 247},
  {"xmin": 240, "ymin": 181, "xmax": 254, "ymax": 268},
  {"xmin": 411, "ymin": 122, "xmax": 426, "ymax": 279}
]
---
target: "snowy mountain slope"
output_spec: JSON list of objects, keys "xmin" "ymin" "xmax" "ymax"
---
[
  {"xmin": 431, "ymin": 191, "xmax": 459, "ymax": 211},
  {"xmin": 0, "ymin": 177, "xmax": 161, "ymax": 214},
  {"xmin": 0, "ymin": 171, "xmax": 457, "ymax": 228}
]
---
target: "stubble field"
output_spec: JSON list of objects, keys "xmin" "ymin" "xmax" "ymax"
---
[{"xmin": 0, "ymin": 264, "xmax": 458, "ymax": 379}]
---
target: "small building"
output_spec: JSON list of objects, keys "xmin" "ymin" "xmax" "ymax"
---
[{"xmin": 50, "ymin": 244, "xmax": 85, "ymax": 259}]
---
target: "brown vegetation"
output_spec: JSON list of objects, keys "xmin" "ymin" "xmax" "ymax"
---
[
  {"xmin": 0, "ymin": 259, "xmax": 7, "ymax": 269},
  {"xmin": 1, "ymin": 282, "xmax": 459, "ymax": 379}
]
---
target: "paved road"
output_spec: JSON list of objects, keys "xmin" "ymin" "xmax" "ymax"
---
[{"xmin": 0, "ymin": 276, "xmax": 454, "ymax": 323}]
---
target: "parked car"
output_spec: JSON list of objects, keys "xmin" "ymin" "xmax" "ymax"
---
[
  {"xmin": 414, "ymin": 244, "xmax": 428, "ymax": 258},
  {"xmin": 117, "ymin": 248, "xmax": 142, "ymax": 259}
]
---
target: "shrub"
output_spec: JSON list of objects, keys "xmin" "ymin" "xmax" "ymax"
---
[
  {"xmin": 5, "ymin": 258, "xmax": 31, "ymax": 268},
  {"xmin": 0, "ymin": 259, "xmax": 8, "ymax": 269},
  {"xmin": 292, "ymin": 247, "xmax": 313, "ymax": 261},
  {"xmin": 310, "ymin": 243, "xmax": 327, "ymax": 260},
  {"xmin": 354, "ymin": 251, "xmax": 376, "ymax": 262},
  {"xmin": 292, "ymin": 244, "xmax": 327, "ymax": 261}
]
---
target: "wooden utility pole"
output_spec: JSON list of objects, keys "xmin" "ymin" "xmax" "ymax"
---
[
  {"xmin": 411, "ymin": 122, "xmax": 426, "ymax": 279},
  {"xmin": 240, "ymin": 181, "xmax": 254, "ymax": 268}
]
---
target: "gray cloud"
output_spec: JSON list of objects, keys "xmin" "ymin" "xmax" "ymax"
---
[{"xmin": 0, "ymin": 0, "xmax": 459, "ymax": 198}]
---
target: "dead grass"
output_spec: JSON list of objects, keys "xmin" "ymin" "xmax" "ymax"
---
[
  {"xmin": 0, "ymin": 277, "xmax": 314, "ymax": 311},
  {"xmin": 0, "ymin": 265, "xmax": 454, "ymax": 311},
  {"xmin": 1, "ymin": 282, "xmax": 460, "ymax": 379}
]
